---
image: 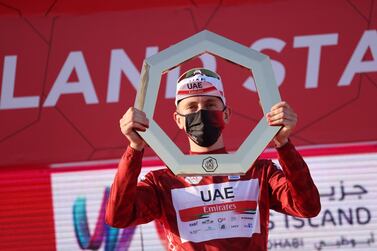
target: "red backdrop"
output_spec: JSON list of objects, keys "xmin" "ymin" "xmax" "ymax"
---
[{"xmin": 1, "ymin": 0, "xmax": 376, "ymax": 166}]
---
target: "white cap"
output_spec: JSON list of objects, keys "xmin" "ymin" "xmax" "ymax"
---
[{"xmin": 175, "ymin": 68, "xmax": 226, "ymax": 106}]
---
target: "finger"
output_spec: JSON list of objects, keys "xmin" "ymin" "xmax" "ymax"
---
[
  {"xmin": 121, "ymin": 124, "xmax": 146, "ymax": 140},
  {"xmin": 268, "ymin": 110, "xmax": 297, "ymax": 122},
  {"xmin": 270, "ymin": 101, "xmax": 290, "ymax": 112},
  {"xmin": 267, "ymin": 109, "xmax": 297, "ymax": 124},
  {"xmin": 268, "ymin": 116, "xmax": 289, "ymax": 125},
  {"xmin": 133, "ymin": 114, "xmax": 149, "ymax": 127},
  {"xmin": 121, "ymin": 117, "xmax": 149, "ymax": 128},
  {"xmin": 121, "ymin": 125, "xmax": 145, "ymax": 141},
  {"xmin": 268, "ymin": 104, "xmax": 295, "ymax": 116},
  {"xmin": 122, "ymin": 121, "xmax": 148, "ymax": 133},
  {"xmin": 268, "ymin": 111, "xmax": 296, "ymax": 122},
  {"xmin": 267, "ymin": 113, "xmax": 297, "ymax": 127},
  {"xmin": 268, "ymin": 118, "xmax": 296, "ymax": 128},
  {"xmin": 267, "ymin": 107, "xmax": 284, "ymax": 117},
  {"xmin": 123, "ymin": 107, "xmax": 147, "ymax": 121},
  {"xmin": 130, "ymin": 110, "xmax": 149, "ymax": 125},
  {"xmin": 120, "ymin": 113, "xmax": 149, "ymax": 128}
]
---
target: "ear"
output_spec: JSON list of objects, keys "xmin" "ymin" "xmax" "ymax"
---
[
  {"xmin": 223, "ymin": 106, "xmax": 232, "ymax": 124},
  {"xmin": 173, "ymin": 111, "xmax": 185, "ymax": 130}
]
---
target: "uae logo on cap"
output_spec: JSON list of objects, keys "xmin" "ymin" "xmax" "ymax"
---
[{"xmin": 202, "ymin": 157, "xmax": 218, "ymax": 172}]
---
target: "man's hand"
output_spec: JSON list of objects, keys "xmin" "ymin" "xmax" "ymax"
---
[
  {"xmin": 120, "ymin": 107, "xmax": 149, "ymax": 151},
  {"xmin": 266, "ymin": 101, "xmax": 297, "ymax": 148}
]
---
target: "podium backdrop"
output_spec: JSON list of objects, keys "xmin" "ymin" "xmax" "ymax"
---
[{"xmin": 1, "ymin": 0, "xmax": 376, "ymax": 250}]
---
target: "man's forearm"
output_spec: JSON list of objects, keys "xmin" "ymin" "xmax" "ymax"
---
[
  {"xmin": 105, "ymin": 146, "xmax": 144, "ymax": 227},
  {"xmin": 276, "ymin": 141, "xmax": 321, "ymax": 217}
]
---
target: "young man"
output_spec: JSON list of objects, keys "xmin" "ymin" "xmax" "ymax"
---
[{"xmin": 106, "ymin": 68, "xmax": 321, "ymax": 250}]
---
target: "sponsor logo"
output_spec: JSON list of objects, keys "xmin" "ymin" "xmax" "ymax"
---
[
  {"xmin": 228, "ymin": 175, "xmax": 240, "ymax": 180},
  {"xmin": 184, "ymin": 176, "xmax": 203, "ymax": 185},
  {"xmin": 244, "ymin": 223, "xmax": 253, "ymax": 228},
  {"xmin": 72, "ymin": 187, "xmax": 136, "ymax": 249},
  {"xmin": 219, "ymin": 224, "xmax": 226, "ymax": 230},
  {"xmin": 200, "ymin": 187, "xmax": 235, "ymax": 202},
  {"xmin": 231, "ymin": 224, "xmax": 239, "ymax": 229},
  {"xmin": 241, "ymin": 216, "xmax": 254, "ymax": 220},
  {"xmin": 217, "ymin": 217, "xmax": 226, "ymax": 223},
  {"xmin": 203, "ymin": 203, "xmax": 237, "ymax": 213},
  {"xmin": 201, "ymin": 219, "xmax": 214, "ymax": 224},
  {"xmin": 189, "ymin": 229, "xmax": 201, "ymax": 235},
  {"xmin": 204, "ymin": 226, "xmax": 216, "ymax": 231},
  {"xmin": 187, "ymin": 82, "xmax": 203, "ymax": 89},
  {"xmin": 179, "ymin": 201, "xmax": 257, "ymax": 222},
  {"xmin": 189, "ymin": 221, "xmax": 198, "ymax": 227}
]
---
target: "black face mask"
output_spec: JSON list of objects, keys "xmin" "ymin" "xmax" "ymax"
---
[{"xmin": 177, "ymin": 109, "xmax": 226, "ymax": 147}]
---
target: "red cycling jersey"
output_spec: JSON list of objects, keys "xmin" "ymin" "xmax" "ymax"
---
[{"xmin": 106, "ymin": 141, "xmax": 320, "ymax": 251}]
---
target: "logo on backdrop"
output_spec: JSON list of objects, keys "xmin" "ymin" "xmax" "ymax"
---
[{"xmin": 72, "ymin": 187, "xmax": 136, "ymax": 251}]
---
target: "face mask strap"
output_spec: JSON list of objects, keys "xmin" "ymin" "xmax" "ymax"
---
[{"xmin": 176, "ymin": 111, "xmax": 188, "ymax": 117}]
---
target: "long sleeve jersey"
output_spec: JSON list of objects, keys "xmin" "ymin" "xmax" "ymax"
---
[{"xmin": 106, "ymin": 141, "xmax": 321, "ymax": 251}]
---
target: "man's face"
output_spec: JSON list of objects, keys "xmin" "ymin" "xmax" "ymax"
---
[{"xmin": 174, "ymin": 95, "xmax": 230, "ymax": 131}]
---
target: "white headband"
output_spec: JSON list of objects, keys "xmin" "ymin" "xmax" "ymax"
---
[{"xmin": 175, "ymin": 69, "xmax": 226, "ymax": 106}]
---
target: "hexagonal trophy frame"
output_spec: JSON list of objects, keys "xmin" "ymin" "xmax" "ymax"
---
[{"xmin": 135, "ymin": 30, "xmax": 281, "ymax": 176}]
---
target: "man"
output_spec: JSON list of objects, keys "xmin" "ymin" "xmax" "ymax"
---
[{"xmin": 106, "ymin": 68, "xmax": 321, "ymax": 250}]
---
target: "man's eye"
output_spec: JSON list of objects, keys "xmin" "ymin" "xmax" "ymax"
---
[
  {"xmin": 207, "ymin": 103, "xmax": 217, "ymax": 109},
  {"xmin": 186, "ymin": 105, "xmax": 196, "ymax": 111}
]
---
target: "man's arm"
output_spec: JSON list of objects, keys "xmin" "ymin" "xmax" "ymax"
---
[
  {"xmin": 265, "ymin": 101, "xmax": 320, "ymax": 216},
  {"xmin": 106, "ymin": 107, "xmax": 161, "ymax": 228},
  {"xmin": 105, "ymin": 146, "xmax": 162, "ymax": 228},
  {"xmin": 268, "ymin": 141, "xmax": 321, "ymax": 217}
]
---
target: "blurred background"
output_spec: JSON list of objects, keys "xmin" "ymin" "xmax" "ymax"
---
[{"xmin": 0, "ymin": 0, "xmax": 376, "ymax": 250}]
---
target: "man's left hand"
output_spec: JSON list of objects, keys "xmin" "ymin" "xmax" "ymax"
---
[{"xmin": 266, "ymin": 101, "xmax": 297, "ymax": 148}]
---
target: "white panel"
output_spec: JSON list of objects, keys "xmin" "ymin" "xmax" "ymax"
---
[
  {"xmin": 51, "ymin": 167, "xmax": 166, "ymax": 251},
  {"xmin": 268, "ymin": 153, "xmax": 377, "ymax": 251}
]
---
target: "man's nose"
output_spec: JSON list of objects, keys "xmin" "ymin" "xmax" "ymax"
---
[
  {"xmin": 197, "ymin": 104, "xmax": 204, "ymax": 110},
  {"xmin": 196, "ymin": 106, "xmax": 207, "ymax": 112}
]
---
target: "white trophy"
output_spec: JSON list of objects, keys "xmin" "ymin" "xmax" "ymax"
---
[{"xmin": 135, "ymin": 30, "xmax": 281, "ymax": 176}]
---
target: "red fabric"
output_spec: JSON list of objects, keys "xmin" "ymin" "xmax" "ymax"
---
[
  {"xmin": 106, "ymin": 142, "xmax": 320, "ymax": 250},
  {"xmin": 0, "ymin": 166, "xmax": 56, "ymax": 251}
]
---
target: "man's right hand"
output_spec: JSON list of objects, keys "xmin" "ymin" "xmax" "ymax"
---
[{"xmin": 120, "ymin": 107, "xmax": 149, "ymax": 151}]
